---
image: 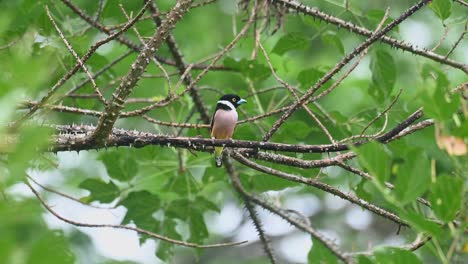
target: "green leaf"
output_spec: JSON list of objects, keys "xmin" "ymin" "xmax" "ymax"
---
[
  {"xmin": 356, "ymin": 255, "xmax": 374, "ymax": 264},
  {"xmin": 430, "ymin": 0, "xmax": 452, "ymax": 21},
  {"xmin": 429, "ymin": 174, "xmax": 463, "ymax": 222},
  {"xmin": 355, "ymin": 180, "xmax": 373, "ymax": 201},
  {"xmin": 366, "ymin": 10, "xmax": 393, "ymax": 30},
  {"xmin": 419, "ymin": 73, "xmax": 459, "ymax": 121},
  {"xmin": 223, "ymin": 57, "xmax": 271, "ymax": 82},
  {"xmin": 156, "ymin": 219, "xmax": 181, "ymax": 261},
  {"xmin": 120, "ymin": 191, "xmax": 160, "ymax": 227},
  {"xmin": 297, "ymin": 68, "xmax": 324, "ymax": 90},
  {"xmin": 394, "ymin": 150, "xmax": 431, "ymax": 205},
  {"xmin": 369, "ymin": 49, "xmax": 396, "ymax": 102},
  {"xmin": 188, "ymin": 210, "xmax": 209, "ymax": 243},
  {"xmin": 7, "ymin": 126, "xmax": 52, "ymax": 185},
  {"xmin": 195, "ymin": 196, "xmax": 220, "ymax": 213},
  {"xmin": 399, "ymin": 210, "xmax": 441, "ymax": 238},
  {"xmin": 353, "ymin": 141, "xmax": 391, "ymax": 184},
  {"xmin": 321, "ymin": 31, "xmax": 344, "ymax": 55},
  {"xmin": 308, "ymin": 237, "xmax": 339, "ymax": 264},
  {"xmin": 272, "ymin": 32, "xmax": 309, "ymax": 55},
  {"xmin": 79, "ymin": 179, "xmax": 119, "ymax": 203},
  {"xmin": 27, "ymin": 231, "xmax": 75, "ymax": 264},
  {"xmin": 100, "ymin": 150, "xmax": 139, "ymax": 181},
  {"xmin": 373, "ymin": 247, "xmax": 422, "ymax": 264}
]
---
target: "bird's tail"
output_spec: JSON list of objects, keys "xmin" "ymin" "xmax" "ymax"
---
[{"xmin": 214, "ymin": 146, "xmax": 223, "ymax": 167}]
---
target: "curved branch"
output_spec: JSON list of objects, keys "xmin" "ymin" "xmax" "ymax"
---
[
  {"xmin": 223, "ymin": 157, "xmax": 352, "ymax": 263},
  {"xmin": 25, "ymin": 180, "xmax": 247, "ymax": 249},
  {"xmin": 231, "ymin": 151, "xmax": 408, "ymax": 227}
]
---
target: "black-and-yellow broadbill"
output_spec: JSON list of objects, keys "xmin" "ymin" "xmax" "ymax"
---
[{"xmin": 210, "ymin": 94, "xmax": 247, "ymax": 167}]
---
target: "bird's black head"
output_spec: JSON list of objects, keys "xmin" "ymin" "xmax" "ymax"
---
[{"xmin": 218, "ymin": 94, "xmax": 247, "ymax": 108}]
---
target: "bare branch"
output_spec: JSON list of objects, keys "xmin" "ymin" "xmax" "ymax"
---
[
  {"xmin": 270, "ymin": 0, "xmax": 468, "ymax": 73},
  {"xmin": 243, "ymin": 198, "xmax": 277, "ymax": 264},
  {"xmin": 262, "ymin": 0, "xmax": 432, "ymax": 141},
  {"xmin": 231, "ymin": 151, "xmax": 407, "ymax": 227},
  {"xmin": 13, "ymin": 1, "xmax": 150, "ymax": 128},
  {"xmin": 223, "ymin": 157, "xmax": 352, "ymax": 263},
  {"xmin": 25, "ymin": 180, "xmax": 248, "ymax": 249},
  {"xmin": 45, "ymin": 5, "xmax": 107, "ymax": 105}
]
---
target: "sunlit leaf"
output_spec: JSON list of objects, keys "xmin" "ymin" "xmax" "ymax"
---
[{"xmin": 429, "ymin": 0, "xmax": 452, "ymax": 20}]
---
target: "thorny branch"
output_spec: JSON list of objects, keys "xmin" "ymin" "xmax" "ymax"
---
[
  {"xmin": 270, "ymin": 0, "xmax": 468, "ymax": 73},
  {"xmin": 89, "ymin": 0, "xmax": 195, "ymax": 145},
  {"xmin": 262, "ymin": 0, "xmax": 432, "ymax": 141}
]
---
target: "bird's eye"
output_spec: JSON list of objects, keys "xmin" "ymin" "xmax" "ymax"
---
[{"xmin": 232, "ymin": 98, "xmax": 237, "ymax": 102}]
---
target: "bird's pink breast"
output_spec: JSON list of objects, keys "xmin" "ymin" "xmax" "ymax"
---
[{"xmin": 211, "ymin": 109, "xmax": 238, "ymax": 139}]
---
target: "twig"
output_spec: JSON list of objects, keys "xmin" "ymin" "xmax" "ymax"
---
[
  {"xmin": 258, "ymin": 41, "xmax": 336, "ymax": 143},
  {"xmin": 231, "ymin": 151, "xmax": 407, "ymax": 227},
  {"xmin": 27, "ymin": 175, "xmax": 116, "ymax": 210},
  {"xmin": 25, "ymin": 180, "xmax": 247, "ymax": 249},
  {"xmin": 45, "ymin": 5, "xmax": 107, "ymax": 105},
  {"xmin": 13, "ymin": 1, "xmax": 150, "ymax": 128},
  {"xmin": 241, "ymin": 151, "xmax": 356, "ymax": 168},
  {"xmin": 65, "ymin": 50, "xmax": 133, "ymax": 96},
  {"xmin": 119, "ymin": 4, "xmax": 173, "ymax": 95},
  {"xmin": 243, "ymin": 198, "xmax": 277, "ymax": 264},
  {"xmin": 262, "ymin": 0, "xmax": 432, "ymax": 141},
  {"xmin": 453, "ymin": 0, "xmax": 468, "ymax": 7},
  {"xmin": 60, "ymin": 0, "xmax": 232, "ymax": 72},
  {"xmin": 359, "ymin": 88, "xmax": 402, "ymax": 137},
  {"xmin": 223, "ymin": 157, "xmax": 352, "ymax": 263},
  {"xmin": 309, "ymin": 2, "xmax": 390, "ymax": 103},
  {"xmin": 0, "ymin": 38, "xmax": 19, "ymax": 50},
  {"xmin": 192, "ymin": 0, "xmax": 219, "ymax": 9},
  {"xmin": 431, "ymin": 26, "xmax": 450, "ymax": 52},
  {"xmin": 445, "ymin": 21, "xmax": 467, "ymax": 58},
  {"xmin": 269, "ymin": 0, "xmax": 468, "ymax": 73}
]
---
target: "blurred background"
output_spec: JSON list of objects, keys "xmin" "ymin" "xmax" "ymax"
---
[{"xmin": 1, "ymin": 0, "xmax": 466, "ymax": 263}]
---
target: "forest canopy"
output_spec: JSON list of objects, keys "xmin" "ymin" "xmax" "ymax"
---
[{"xmin": 0, "ymin": 0, "xmax": 466, "ymax": 263}]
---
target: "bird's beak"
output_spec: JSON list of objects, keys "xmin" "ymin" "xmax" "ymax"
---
[{"xmin": 238, "ymin": 99, "xmax": 247, "ymax": 105}]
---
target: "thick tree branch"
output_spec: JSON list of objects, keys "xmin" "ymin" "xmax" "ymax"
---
[
  {"xmin": 89, "ymin": 0, "xmax": 194, "ymax": 145},
  {"xmin": 42, "ymin": 108, "xmax": 427, "ymax": 153}
]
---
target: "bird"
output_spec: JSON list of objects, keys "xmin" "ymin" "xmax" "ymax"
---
[{"xmin": 210, "ymin": 94, "xmax": 247, "ymax": 167}]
